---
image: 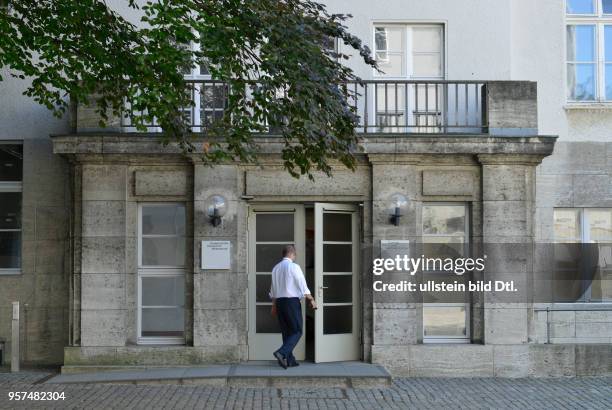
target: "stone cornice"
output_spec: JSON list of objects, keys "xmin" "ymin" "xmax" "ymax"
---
[
  {"xmin": 476, "ymin": 153, "xmax": 550, "ymax": 165},
  {"xmin": 51, "ymin": 134, "xmax": 557, "ymax": 163}
]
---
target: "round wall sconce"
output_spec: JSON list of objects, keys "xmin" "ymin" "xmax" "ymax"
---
[
  {"xmin": 206, "ymin": 195, "xmax": 227, "ymax": 226},
  {"xmin": 389, "ymin": 193, "xmax": 408, "ymax": 226}
]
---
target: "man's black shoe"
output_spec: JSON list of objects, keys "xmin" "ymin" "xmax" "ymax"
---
[
  {"xmin": 273, "ymin": 351, "xmax": 288, "ymax": 369},
  {"xmin": 288, "ymin": 362, "xmax": 299, "ymax": 367}
]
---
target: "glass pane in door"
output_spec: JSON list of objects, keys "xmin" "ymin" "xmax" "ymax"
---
[
  {"xmin": 256, "ymin": 305, "xmax": 281, "ymax": 333},
  {"xmin": 256, "ymin": 214, "xmax": 294, "ymax": 242},
  {"xmin": 323, "ymin": 213, "xmax": 352, "ymax": 241},
  {"xmin": 323, "ymin": 244, "xmax": 352, "ymax": 272},
  {"xmin": 255, "ymin": 274, "xmax": 272, "ymax": 302},
  {"xmin": 322, "ymin": 275, "xmax": 352, "ymax": 303},
  {"xmin": 256, "ymin": 244, "xmax": 290, "ymax": 272},
  {"xmin": 323, "ymin": 306, "xmax": 352, "ymax": 334}
]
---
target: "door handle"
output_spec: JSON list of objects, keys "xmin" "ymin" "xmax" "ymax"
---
[{"xmin": 318, "ymin": 286, "xmax": 328, "ymax": 298}]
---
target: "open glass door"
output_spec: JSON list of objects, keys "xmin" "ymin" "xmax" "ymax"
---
[
  {"xmin": 247, "ymin": 204, "xmax": 306, "ymax": 360},
  {"xmin": 314, "ymin": 203, "xmax": 360, "ymax": 362}
]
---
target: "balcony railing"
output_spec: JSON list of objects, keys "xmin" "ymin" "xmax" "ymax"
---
[{"xmin": 120, "ymin": 79, "xmax": 488, "ymax": 134}]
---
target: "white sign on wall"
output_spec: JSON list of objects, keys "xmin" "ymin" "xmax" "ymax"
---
[
  {"xmin": 381, "ymin": 240, "xmax": 410, "ymax": 260},
  {"xmin": 201, "ymin": 240, "xmax": 231, "ymax": 270}
]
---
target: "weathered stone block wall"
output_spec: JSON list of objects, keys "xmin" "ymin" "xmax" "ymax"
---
[
  {"xmin": 77, "ymin": 160, "xmax": 194, "ymax": 351},
  {"xmin": 372, "ymin": 344, "xmax": 611, "ymax": 377},
  {"xmin": 485, "ymin": 81, "xmax": 538, "ymax": 136},
  {"xmin": 479, "ymin": 154, "xmax": 540, "ymax": 345},
  {"xmin": 0, "ymin": 138, "xmax": 70, "ymax": 366},
  {"xmin": 532, "ymin": 140, "xmax": 612, "ymax": 344}
]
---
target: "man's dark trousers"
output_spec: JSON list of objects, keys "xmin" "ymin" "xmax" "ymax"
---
[{"xmin": 276, "ymin": 297, "xmax": 302, "ymax": 365}]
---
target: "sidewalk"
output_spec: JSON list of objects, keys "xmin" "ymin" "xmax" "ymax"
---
[
  {"xmin": 49, "ymin": 361, "xmax": 391, "ymax": 388},
  {"xmin": 0, "ymin": 370, "xmax": 610, "ymax": 409}
]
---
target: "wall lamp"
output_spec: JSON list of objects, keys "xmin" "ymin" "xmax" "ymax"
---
[
  {"xmin": 206, "ymin": 195, "xmax": 227, "ymax": 226},
  {"xmin": 389, "ymin": 193, "xmax": 408, "ymax": 226}
]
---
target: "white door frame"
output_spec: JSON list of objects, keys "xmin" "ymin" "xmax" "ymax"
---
[
  {"xmin": 137, "ymin": 202, "xmax": 186, "ymax": 345},
  {"xmin": 247, "ymin": 204, "xmax": 306, "ymax": 360},
  {"xmin": 314, "ymin": 203, "xmax": 361, "ymax": 363}
]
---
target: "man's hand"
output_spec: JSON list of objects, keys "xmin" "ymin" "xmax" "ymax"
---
[
  {"xmin": 309, "ymin": 299, "xmax": 318, "ymax": 310},
  {"xmin": 305, "ymin": 294, "xmax": 317, "ymax": 310},
  {"xmin": 271, "ymin": 302, "xmax": 277, "ymax": 317}
]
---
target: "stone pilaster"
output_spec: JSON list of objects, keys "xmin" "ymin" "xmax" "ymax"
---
[
  {"xmin": 478, "ymin": 154, "xmax": 545, "ymax": 344},
  {"xmin": 192, "ymin": 164, "xmax": 246, "ymax": 361},
  {"xmin": 79, "ymin": 164, "xmax": 129, "ymax": 347}
]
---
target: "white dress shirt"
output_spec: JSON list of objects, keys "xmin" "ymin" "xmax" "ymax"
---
[{"xmin": 269, "ymin": 257, "xmax": 311, "ymax": 299}]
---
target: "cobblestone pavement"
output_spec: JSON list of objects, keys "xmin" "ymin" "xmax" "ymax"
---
[{"xmin": 0, "ymin": 371, "xmax": 611, "ymax": 409}]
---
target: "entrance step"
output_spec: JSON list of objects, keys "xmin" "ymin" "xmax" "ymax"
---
[{"xmin": 52, "ymin": 361, "xmax": 391, "ymax": 388}]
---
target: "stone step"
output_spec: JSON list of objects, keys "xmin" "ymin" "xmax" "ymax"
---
[{"xmin": 52, "ymin": 361, "xmax": 392, "ymax": 388}]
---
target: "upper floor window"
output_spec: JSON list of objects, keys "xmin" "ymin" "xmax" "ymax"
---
[
  {"xmin": 374, "ymin": 24, "xmax": 444, "ymax": 78},
  {"xmin": 0, "ymin": 143, "xmax": 23, "ymax": 275},
  {"xmin": 178, "ymin": 36, "xmax": 227, "ymax": 131},
  {"xmin": 566, "ymin": 1, "xmax": 612, "ymax": 101},
  {"xmin": 553, "ymin": 208, "xmax": 612, "ymax": 302}
]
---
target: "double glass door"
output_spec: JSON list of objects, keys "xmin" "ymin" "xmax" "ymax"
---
[{"xmin": 247, "ymin": 203, "xmax": 360, "ymax": 362}]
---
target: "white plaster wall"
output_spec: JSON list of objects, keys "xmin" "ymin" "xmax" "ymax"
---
[
  {"xmin": 325, "ymin": 0, "xmax": 513, "ymax": 81},
  {"xmin": 0, "ymin": 68, "xmax": 71, "ymax": 139}
]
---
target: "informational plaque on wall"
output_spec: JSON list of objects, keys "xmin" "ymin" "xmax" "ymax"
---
[
  {"xmin": 380, "ymin": 240, "xmax": 410, "ymax": 272},
  {"xmin": 201, "ymin": 240, "xmax": 231, "ymax": 270}
]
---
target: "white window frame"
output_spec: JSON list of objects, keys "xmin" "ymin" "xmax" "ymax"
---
[
  {"xmin": 0, "ymin": 142, "xmax": 22, "ymax": 276},
  {"xmin": 182, "ymin": 32, "xmax": 213, "ymax": 132},
  {"xmin": 553, "ymin": 207, "xmax": 612, "ymax": 303},
  {"xmin": 137, "ymin": 203, "xmax": 186, "ymax": 345},
  {"xmin": 566, "ymin": 0, "xmax": 612, "ymax": 103},
  {"xmin": 421, "ymin": 202, "xmax": 471, "ymax": 344},
  {"xmin": 372, "ymin": 22, "xmax": 446, "ymax": 80}
]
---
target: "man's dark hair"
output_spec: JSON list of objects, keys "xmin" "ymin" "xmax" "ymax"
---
[{"xmin": 282, "ymin": 245, "xmax": 296, "ymax": 257}]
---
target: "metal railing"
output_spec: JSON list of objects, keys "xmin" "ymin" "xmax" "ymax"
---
[
  {"xmin": 534, "ymin": 305, "xmax": 612, "ymax": 344},
  {"xmin": 121, "ymin": 79, "xmax": 488, "ymax": 134}
]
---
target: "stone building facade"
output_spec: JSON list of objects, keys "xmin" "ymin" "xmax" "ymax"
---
[{"xmin": 0, "ymin": 0, "xmax": 610, "ymax": 376}]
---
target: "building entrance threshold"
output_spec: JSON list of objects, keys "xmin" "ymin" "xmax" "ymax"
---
[{"xmin": 51, "ymin": 361, "xmax": 391, "ymax": 388}]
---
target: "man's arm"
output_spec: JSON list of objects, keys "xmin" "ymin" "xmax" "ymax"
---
[
  {"xmin": 270, "ymin": 298, "xmax": 277, "ymax": 316},
  {"xmin": 269, "ymin": 282, "xmax": 276, "ymax": 316},
  {"xmin": 295, "ymin": 265, "xmax": 317, "ymax": 309}
]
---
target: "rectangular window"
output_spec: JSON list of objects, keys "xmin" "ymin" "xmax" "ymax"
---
[
  {"xmin": 553, "ymin": 208, "xmax": 612, "ymax": 302},
  {"xmin": 422, "ymin": 203, "xmax": 470, "ymax": 343},
  {"xmin": 178, "ymin": 34, "xmax": 228, "ymax": 131},
  {"xmin": 567, "ymin": 0, "xmax": 596, "ymax": 15},
  {"xmin": 0, "ymin": 143, "xmax": 22, "ymax": 275},
  {"xmin": 374, "ymin": 24, "xmax": 444, "ymax": 79},
  {"xmin": 605, "ymin": 25, "xmax": 612, "ymax": 99},
  {"xmin": 138, "ymin": 203, "xmax": 186, "ymax": 343},
  {"xmin": 566, "ymin": 1, "xmax": 612, "ymax": 101},
  {"xmin": 567, "ymin": 24, "xmax": 597, "ymax": 100}
]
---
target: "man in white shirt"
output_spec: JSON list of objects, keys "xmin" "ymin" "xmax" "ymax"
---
[{"xmin": 269, "ymin": 245, "xmax": 317, "ymax": 369}]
